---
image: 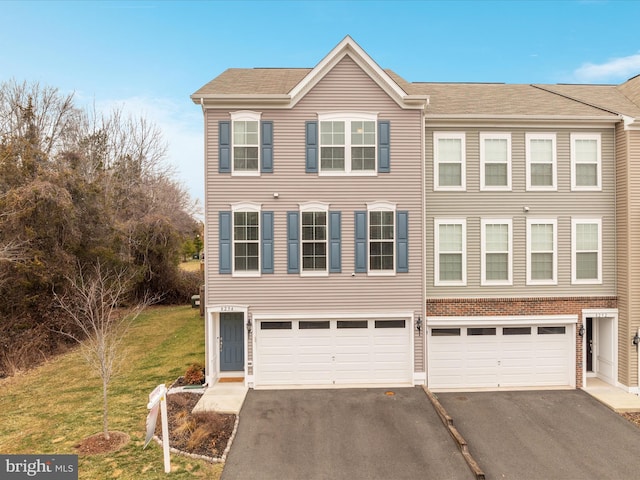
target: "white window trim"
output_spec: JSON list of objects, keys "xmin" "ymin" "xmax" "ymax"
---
[
  {"xmin": 318, "ymin": 112, "xmax": 378, "ymax": 177},
  {"xmin": 481, "ymin": 218, "xmax": 513, "ymax": 286},
  {"xmin": 525, "ymin": 133, "xmax": 557, "ymax": 191},
  {"xmin": 367, "ymin": 201, "xmax": 396, "ymax": 276},
  {"xmin": 230, "ymin": 110, "xmax": 261, "ymax": 177},
  {"xmin": 570, "ymin": 133, "xmax": 601, "ymax": 191},
  {"xmin": 526, "ymin": 218, "xmax": 557, "ymax": 286},
  {"xmin": 434, "ymin": 132, "xmax": 466, "ymax": 191},
  {"xmin": 571, "ymin": 217, "xmax": 602, "ymax": 285},
  {"xmin": 231, "ymin": 202, "xmax": 261, "ymax": 277},
  {"xmin": 299, "ymin": 202, "xmax": 330, "ymax": 277},
  {"xmin": 480, "ymin": 132, "xmax": 512, "ymax": 191},
  {"xmin": 434, "ymin": 218, "xmax": 467, "ymax": 286}
]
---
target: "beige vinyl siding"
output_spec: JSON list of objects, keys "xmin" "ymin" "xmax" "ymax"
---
[
  {"xmin": 630, "ymin": 130, "xmax": 640, "ymax": 386},
  {"xmin": 618, "ymin": 127, "xmax": 640, "ymax": 386},
  {"xmin": 615, "ymin": 124, "xmax": 629, "ymax": 385},
  {"xmin": 426, "ymin": 127, "xmax": 616, "ymax": 298},
  {"xmin": 204, "ymin": 56, "xmax": 425, "ymax": 371}
]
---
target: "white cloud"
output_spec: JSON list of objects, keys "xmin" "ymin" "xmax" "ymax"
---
[
  {"xmin": 77, "ymin": 94, "xmax": 205, "ymax": 205},
  {"xmin": 574, "ymin": 53, "xmax": 640, "ymax": 83}
]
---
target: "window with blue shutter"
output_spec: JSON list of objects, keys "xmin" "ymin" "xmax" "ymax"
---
[
  {"xmin": 329, "ymin": 211, "xmax": 341, "ymax": 273},
  {"xmin": 261, "ymin": 121, "xmax": 273, "ymax": 173},
  {"xmin": 287, "ymin": 212, "xmax": 300, "ymax": 273},
  {"xmin": 219, "ymin": 121, "xmax": 231, "ymax": 173},
  {"xmin": 378, "ymin": 120, "xmax": 390, "ymax": 173},
  {"xmin": 305, "ymin": 121, "xmax": 318, "ymax": 173},
  {"xmin": 219, "ymin": 211, "xmax": 232, "ymax": 274},
  {"xmin": 396, "ymin": 210, "xmax": 408, "ymax": 273},
  {"xmin": 261, "ymin": 211, "xmax": 274, "ymax": 273},
  {"xmin": 354, "ymin": 211, "xmax": 367, "ymax": 273}
]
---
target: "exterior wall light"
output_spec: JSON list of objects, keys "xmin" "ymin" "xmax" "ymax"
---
[
  {"xmin": 246, "ymin": 317, "xmax": 252, "ymax": 334},
  {"xmin": 579, "ymin": 325, "xmax": 585, "ymax": 337},
  {"xmin": 633, "ymin": 332, "xmax": 640, "ymax": 348},
  {"xmin": 416, "ymin": 316, "xmax": 423, "ymax": 336}
]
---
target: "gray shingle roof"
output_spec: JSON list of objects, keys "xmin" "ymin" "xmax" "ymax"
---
[
  {"xmin": 192, "ymin": 64, "xmax": 640, "ymax": 119},
  {"xmin": 193, "ymin": 68, "xmax": 311, "ymax": 96},
  {"xmin": 411, "ymin": 82, "xmax": 614, "ymax": 117}
]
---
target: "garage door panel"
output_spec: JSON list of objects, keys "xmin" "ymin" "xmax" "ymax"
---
[
  {"xmin": 429, "ymin": 323, "xmax": 573, "ymax": 389},
  {"xmin": 256, "ymin": 318, "xmax": 411, "ymax": 387}
]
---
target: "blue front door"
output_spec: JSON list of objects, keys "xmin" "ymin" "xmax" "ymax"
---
[{"xmin": 220, "ymin": 313, "xmax": 244, "ymax": 371}]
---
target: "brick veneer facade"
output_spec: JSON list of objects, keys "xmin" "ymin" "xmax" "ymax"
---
[{"xmin": 426, "ymin": 296, "xmax": 618, "ymax": 389}]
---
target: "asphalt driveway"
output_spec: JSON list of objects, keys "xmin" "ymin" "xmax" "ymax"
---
[
  {"xmin": 222, "ymin": 387, "xmax": 473, "ymax": 480},
  {"xmin": 437, "ymin": 389, "xmax": 640, "ymax": 480}
]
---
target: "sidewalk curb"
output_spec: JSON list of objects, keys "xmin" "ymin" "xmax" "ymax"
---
[{"xmin": 422, "ymin": 386, "xmax": 485, "ymax": 480}]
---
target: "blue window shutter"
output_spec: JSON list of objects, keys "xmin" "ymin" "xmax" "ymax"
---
[
  {"xmin": 354, "ymin": 211, "xmax": 367, "ymax": 273},
  {"xmin": 378, "ymin": 120, "xmax": 390, "ymax": 173},
  {"xmin": 329, "ymin": 211, "xmax": 341, "ymax": 273},
  {"xmin": 261, "ymin": 121, "xmax": 273, "ymax": 173},
  {"xmin": 261, "ymin": 211, "xmax": 274, "ymax": 273},
  {"xmin": 287, "ymin": 212, "xmax": 300, "ymax": 273},
  {"xmin": 219, "ymin": 121, "xmax": 231, "ymax": 173},
  {"xmin": 396, "ymin": 210, "xmax": 408, "ymax": 273},
  {"xmin": 305, "ymin": 121, "xmax": 318, "ymax": 173},
  {"xmin": 219, "ymin": 211, "xmax": 232, "ymax": 274}
]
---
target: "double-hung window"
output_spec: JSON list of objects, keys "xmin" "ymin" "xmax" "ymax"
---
[
  {"xmin": 572, "ymin": 218, "xmax": 602, "ymax": 284},
  {"xmin": 233, "ymin": 205, "xmax": 260, "ymax": 274},
  {"xmin": 481, "ymin": 219, "xmax": 512, "ymax": 285},
  {"xmin": 368, "ymin": 203, "xmax": 395, "ymax": 273},
  {"xmin": 434, "ymin": 132, "xmax": 465, "ymax": 190},
  {"xmin": 231, "ymin": 111, "xmax": 260, "ymax": 174},
  {"xmin": 526, "ymin": 133, "xmax": 556, "ymax": 191},
  {"xmin": 571, "ymin": 133, "xmax": 601, "ymax": 191},
  {"xmin": 301, "ymin": 204, "xmax": 328, "ymax": 275},
  {"xmin": 434, "ymin": 219, "xmax": 466, "ymax": 285},
  {"xmin": 480, "ymin": 133, "xmax": 511, "ymax": 190},
  {"xmin": 318, "ymin": 113, "xmax": 377, "ymax": 174},
  {"xmin": 354, "ymin": 203, "xmax": 408, "ymax": 275},
  {"xmin": 288, "ymin": 203, "xmax": 341, "ymax": 275},
  {"xmin": 219, "ymin": 203, "xmax": 273, "ymax": 276},
  {"xmin": 527, "ymin": 218, "xmax": 557, "ymax": 285}
]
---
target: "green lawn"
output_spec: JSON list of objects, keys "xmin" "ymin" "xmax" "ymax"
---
[{"xmin": 0, "ymin": 305, "xmax": 223, "ymax": 479}]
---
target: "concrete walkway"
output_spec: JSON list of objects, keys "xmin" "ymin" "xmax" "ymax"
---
[
  {"xmin": 583, "ymin": 377, "xmax": 640, "ymax": 412},
  {"xmin": 193, "ymin": 382, "xmax": 248, "ymax": 414}
]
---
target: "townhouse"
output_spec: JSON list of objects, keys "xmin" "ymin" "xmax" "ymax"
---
[{"xmin": 192, "ymin": 36, "xmax": 640, "ymax": 393}]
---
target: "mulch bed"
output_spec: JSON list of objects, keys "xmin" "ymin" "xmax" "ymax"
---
[
  {"xmin": 75, "ymin": 431, "xmax": 130, "ymax": 455},
  {"xmin": 155, "ymin": 392, "xmax": 236, "ymax": 459}
]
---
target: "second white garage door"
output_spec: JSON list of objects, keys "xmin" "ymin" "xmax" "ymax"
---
[
  {"xmin": 255, "ymin": 318, "xmax": 412, "ymax": 387},
  {"xmin": 428, "ymin": 321, "xmax": 575, "ymax": 390}
]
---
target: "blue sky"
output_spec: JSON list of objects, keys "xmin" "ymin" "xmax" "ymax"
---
[{"xmin": 2, "ymin": 0, "xmax": 640, "ymax": 205}]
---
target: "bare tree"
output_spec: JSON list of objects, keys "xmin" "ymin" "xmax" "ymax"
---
[
  {"xmin": 55, "ymin": 262, "xmax": 158, "ymax": 440},
  {"xmin": 0, "ymin": 79, "xmax": 80, "ymax": 157}
]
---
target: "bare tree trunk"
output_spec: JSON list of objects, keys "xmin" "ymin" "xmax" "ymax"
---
[{"xmin": 103, "ymin": 375, "xmax": 110, "ymax": 441}]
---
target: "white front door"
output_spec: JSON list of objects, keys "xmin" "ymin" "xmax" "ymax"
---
[{"xmin": 596, "ymin": 316, "xmax": 615, "ymax": 384}]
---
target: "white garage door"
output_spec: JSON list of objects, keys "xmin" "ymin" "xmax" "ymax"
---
[
  {"xmin": 429, "ymin": 323, "xmax": 574, "ymax": 389},
  {"xmin": 255, "ymin": 318, "xmax": 412, "ymax": 387}
]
